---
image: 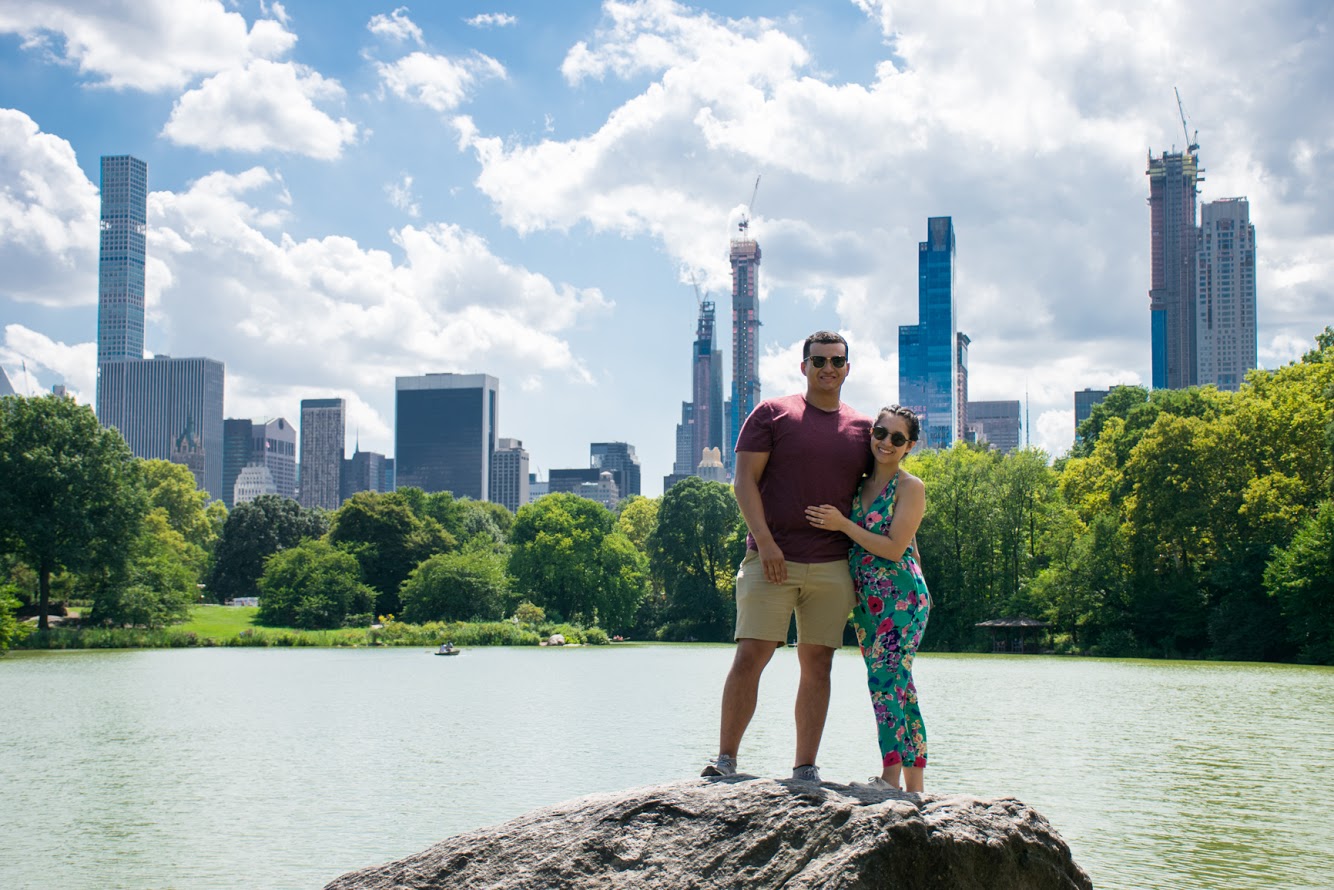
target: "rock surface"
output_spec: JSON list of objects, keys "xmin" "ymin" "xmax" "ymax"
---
[{"xmin": 325, "ymin": 776, "xmax": 1092, "ymax": 889}]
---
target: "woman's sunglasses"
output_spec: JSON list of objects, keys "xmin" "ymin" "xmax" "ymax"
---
[
  {"xmin": 872, "ymin": 426, "xmax": 910, "ymax": 447},
  {"xmin": 805, "ymin": 355, "xmax": 847, "ymax": 369}
]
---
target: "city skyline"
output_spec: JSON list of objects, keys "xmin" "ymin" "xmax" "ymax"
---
[{"xmin": 2, "ymin": 1, "xmax": 1331, "ymax": 496}]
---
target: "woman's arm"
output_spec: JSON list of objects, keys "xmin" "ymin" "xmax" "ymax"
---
[{"xmin": 805, "ymin": 475, "xmax": 925, "ymax": 563}]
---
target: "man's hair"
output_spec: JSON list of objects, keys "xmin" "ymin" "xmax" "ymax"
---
[
  {"xmin": 877, "ymin": 405, "xmax": 921, "ymax": 442},
  {"xmin": 803, "ymin": 331, "xmax": 848, "ymax": 360}
]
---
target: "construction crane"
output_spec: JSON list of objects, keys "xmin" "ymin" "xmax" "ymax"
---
[
  {"xmin": 1175, "ymin": 87, "xmax": 1199, "ymax": 153},
  {"xmin": 737, "ymin": 174, "xmax": 761, "ymax": 235},
  {"xmin": 689, "ymin": 270, "xmax": 706, "ymax": 310}
]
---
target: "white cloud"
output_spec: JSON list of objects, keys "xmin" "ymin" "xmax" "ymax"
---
[
  {"xmin": 0, "ymin": 109, "xmax": 98, "ymax": 307},
  {"xmin": 367, "ymin": 7, "xmax": 424, "ymax": 45},
  {"xmin": 453, "ymin": 0, "xmax": 1334, "ymax": 461},
  {"xmin": 385, "ymin": 174, "xmax": 421, "ymax": 217},
  {"xmin": 1, "ymin": 324, "xmax": 97, "ymax": 402},
  {"xmin": 136, "ymin": 167, "xmax": 609, "ymax": 449},
  {"xmin": 465, "ymin": 13, "xmax": 517, "ymax": 29},
  {"xmin": 376, "ymin": 51, "xmax": 506, "ymax": 113},
  {"xmin": 161, "ymin": 60, "xmax": 359, "ymax": 159},
  {"xmin": 0, "ymin": 0, "xmax": 295, "ymax": 91}
]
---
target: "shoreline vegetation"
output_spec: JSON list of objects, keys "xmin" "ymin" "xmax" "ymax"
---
[{"xmin": 13, "ymin": 605, "xmax": 611, "ymax": 651}]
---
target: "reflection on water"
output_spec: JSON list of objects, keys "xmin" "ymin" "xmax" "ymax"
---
[{"xmin": 1, "ymin": 647, "xmax": 1331, "ymax": 889}]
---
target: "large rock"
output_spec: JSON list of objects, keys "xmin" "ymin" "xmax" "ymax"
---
[{"xmin": 325, "ymin": 776, "xmax": 1092, "ymax": 889}]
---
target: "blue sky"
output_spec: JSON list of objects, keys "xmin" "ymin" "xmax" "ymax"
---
[{"xmin": 1, "ymin": 0, "xmax": 1331, "ymax": 496}]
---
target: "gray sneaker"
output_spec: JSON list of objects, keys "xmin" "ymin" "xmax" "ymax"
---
[
  {"xmin": 701, "ymin": 755, "xmax": 737, "ymax": 777},
  {"xmin": 790, "ymin": 764, "xmax": 821, "ymax": 783}
]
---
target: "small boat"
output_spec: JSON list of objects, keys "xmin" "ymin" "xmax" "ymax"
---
[{"xmin": 434, "ymin": 644, "xmax": 460, "ymax": 656}]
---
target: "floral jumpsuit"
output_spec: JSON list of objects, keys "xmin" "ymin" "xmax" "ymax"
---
[{"xmin": 849, "ymin": 471, "xmax": 930, "ymax": 770}]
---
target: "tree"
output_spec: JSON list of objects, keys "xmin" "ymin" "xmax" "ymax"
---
[
  {"xmin": 649, "ymin": 477, "xmax": 741, "ymax": 641},
  {"xmin": 257, "ymin": 539, "xmax": 375, "ymax": 629},
  {"xmin": 1, "ymin": 584, "xmax": 30, "ymax": 653},
  {"xmin": 208, "ymin": 495, "xmax": 328, "ymax": 601},
  {"xmin": 615, "ymin": 495, "xmax": 659, "ymax": 552},
  {"xmin": 140, "ymin": 459, "xmax": 218, "ymax": 579},
  {"xmin": 508, "ymin": 493, "xmax": 615, "ymax": 624},
  {"xmin": 326, "ymin": 491, "xmax": 453, "ymax": 615},
  {"xmin": 1265, "ymin": 501, "xmax": 1334, "ymax": 664},
  {"xmin": 88, "ymin": 510, "xmax": 197, "ymax": 627},
  {"xmin": 399, "ymin": 548, "xmax": 508, "ymax": 623},
  {"xmin": 595, "ymin": 531, "xmax": 650, "ymax": 634},
  {"xmin": 0, "ymin": 395, "xmax": 146, "ymax": 629}
]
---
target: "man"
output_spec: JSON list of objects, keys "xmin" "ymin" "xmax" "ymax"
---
[{"xmin": 702, "ymin": 331, "xmax": 871, "ymax": 782}]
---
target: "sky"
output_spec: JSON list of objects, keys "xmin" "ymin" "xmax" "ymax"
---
[{"xmin": 1, "ymin": 0, "xmax": 1331, "ymax": 497}]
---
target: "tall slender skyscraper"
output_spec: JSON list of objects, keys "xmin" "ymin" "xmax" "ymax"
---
[
  {"xmin": 394, "ymin": 373, "xmax": 497, "ymax": 499},
  {"xmin": 691, "ymin": 299, "xmax": 724, "ymax": 470},
  {"xmin": 299, "ymin": 398, "xmax": 346, "ymax": 509},
  {"xmin": 1147, "ymin": 146, "xmax": 1202, "ymax": 390},
  {"xmin": 729, "ymin": 236, "xmax": 761, "ymax": 469},
  {"xmin": 1196, "ymin": 197, "xmax": 1257, "ymax": 391},
  {"xmin": 96, "ymin": 155, "xmax": 147, "ymax": 366},
  {"xmin": 489, "ymin": 438, "xmax": 530, "ymax": 513},
  {"xmin": 899, "ymin": 217, "xmax": 959, "ymax": 449}
]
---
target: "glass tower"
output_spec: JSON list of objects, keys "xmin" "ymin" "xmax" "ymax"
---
[
  {"xmin": 394, "ymin": 374, "xmax": 498, "ymax": 499},
  {"xmin": 96, "ymin": 155, "xmax": 147, "ymax": 365},
  {"xmin": 898, "ymin": 217, "xmax": 959, "ymax": 450},
  {"xmin": 729, "ymin": 237, "xmax": 761, "ymax": 471},
  {"xmin": 1147, "ymin": 147, "xmax": 1202, "ymax": 390}
]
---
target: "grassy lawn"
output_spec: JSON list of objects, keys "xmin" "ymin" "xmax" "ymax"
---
[{"xmin": 181, "ymin": 605, "xmax": 259, "ymax": 637}]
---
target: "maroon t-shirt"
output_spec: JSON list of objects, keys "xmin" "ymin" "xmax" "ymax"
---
[{"xmin": 735, "ymin": 393, "xmax": 872, "ymax": 563}]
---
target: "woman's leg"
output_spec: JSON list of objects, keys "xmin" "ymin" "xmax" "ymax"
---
[{"xmin": 852, "ymin": 570, "xmax": 910, "ymax": 780}]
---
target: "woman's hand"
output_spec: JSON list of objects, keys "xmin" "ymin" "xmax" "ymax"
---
[{"xmin": 805, "ymin": 504, "xmax": 850, "ymax": 534}]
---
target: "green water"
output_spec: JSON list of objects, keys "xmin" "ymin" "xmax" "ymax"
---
[{"xmin": 1, "ymin": 646, "xmax": 1330, "ymax": 889}]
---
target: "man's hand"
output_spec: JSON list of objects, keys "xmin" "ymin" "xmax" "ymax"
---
[{"xmin": 757, "ymin": 539, "xmax": 787, "ymax": 583}]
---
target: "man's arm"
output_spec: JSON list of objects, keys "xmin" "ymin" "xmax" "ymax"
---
[{"xmin": 734, "ymin": 449, "xmax": 786, "ymax": 583}]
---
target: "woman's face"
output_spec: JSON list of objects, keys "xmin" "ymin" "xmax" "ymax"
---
[{"xmin": 870, "ymin": 412, "xmax": 915, "ymax": 465}]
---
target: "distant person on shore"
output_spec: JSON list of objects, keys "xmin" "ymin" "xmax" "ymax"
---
[
  {"xmin": 806, "ymin": 405, "xmax": 929, "ymax": 792},
  {"xmin": 701, "ymin": 331, "xmax": 871, "ymax": 783}
]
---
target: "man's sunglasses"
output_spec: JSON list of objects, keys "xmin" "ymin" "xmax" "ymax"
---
[
  {"xmin": 805, "ymin": 355, "xmax": 847, "ymax": 369},
  {"xmin": 872, "ymin": 426, "xmax": 910, "ymax": 447}
]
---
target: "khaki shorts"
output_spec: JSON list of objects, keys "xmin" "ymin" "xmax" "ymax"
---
[{"xmin": 733, "ymin": 551, "xmax": 854, "ymax": 649}]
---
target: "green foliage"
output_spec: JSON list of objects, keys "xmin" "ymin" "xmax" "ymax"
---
[
  {"xmin": 257, "ymin": 539, "xmax": 376, "ymax": 629},
  {"xmin": 1265, "ymin": 501, "xmax": 1334, "ymax": 663},
  {"xmin": 399, "ymin": 548, "xmax": 509, "ymax": 623},
  {"xmin": 513, "ymin": 601, "xmax": 546, "ymax": 626},
  {"xmin": 1, "ymin": 585, "xmax": 31, "ymax": 653},
  {"xmin": 209, "ymin": 495, "xmax": 328, "ymax": 601},
  {"xmin": 87, "ymin": 509, "xmax": 197, "ymax": 627},
  {"xmin": 327, "ymin": 491, "xmax": 454, "ymax": 615},
  {"xmin": 139, "ymin": 459, "xmax": 219, "ymax": 573},
  {"xmin": 648, "ymin": 477, "xmax": 740, "ymax": 642},
  {"xmin": 508, "ymin": 493, "xmax": 637, "ymax": 627},
  {"xmin": 0, "ymin": 395, "xmax": 147, "ymax": 628}
]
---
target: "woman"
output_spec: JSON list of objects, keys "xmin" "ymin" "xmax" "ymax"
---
[{"xmin": 806, "ymin": 405, "xmax": 929, "ymax": 792}]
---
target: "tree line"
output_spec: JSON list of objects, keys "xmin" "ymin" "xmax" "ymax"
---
[{"xmin": 3, "ymin": 327, "xmax": 1330, "ymax": 662}]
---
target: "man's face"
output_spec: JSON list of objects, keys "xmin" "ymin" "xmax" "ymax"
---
[{"xmin": 801, "ymin": 341, "xmax": 850, "ymax": 394}]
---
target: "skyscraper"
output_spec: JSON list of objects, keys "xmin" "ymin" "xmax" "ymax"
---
[
  {"xmin": 489, "ymin": 438, "xmax": 530, "ymax": 513},
  {"xmin": 729, "ymin": 236, "xmax": 761, "ymax": 470},
  {"xmin": 1074, "ymin": 388, "xmax": 1111, "ymax": 441},
  {"xmin": 299, "ymin": 398, "xmax": 346, "ymax": 509},
  {"xmin": 96, "ymin": 155, "xmax": 147, "ymax": 367},
  {"xmin": 591, "ymin": 442, "xmax": 641, "ymax": 498},
  {"xmin": 691, "ymin": 299, "xmax": 724, "ymax": 472},
  {"xmin": 899, "ymin": 217, "xmax": 959, "ymax": 449},
  {"xmin": 1147, "ymin": 146, "xmax": 1203, "ymax": 390},
  {"xmin": 965, "ymin": 400, "xmax": 1022, "ymax": 454},
  {"xmin": 1196, "ymin": 198, "xmax": 1257, "ymax": 391},
  {"xmin": 395, "ymin": 373, "xmax": 498, "ymax": 499},
  {"xmin": 253, "ymin": 417, "xmax": 297, "ymax": 500},
  {"xmin": 0, "ymin": 366, "xmax": 14, "ymax": 397},
  {"xmin": 342, "ymin": 446, "xmax": 390, "ymax": 501},
  {"xmin": 98, "ymin": 356, "xmax": 225, "ymax": 498}
]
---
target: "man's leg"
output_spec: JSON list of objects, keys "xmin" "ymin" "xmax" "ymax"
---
[
  {"xmin": 793, "ymin": 643, "xmax": 836, "ymax": 767},
  {"xmin": 717, "ymin": 638, "xmax": 780, "ymax": 756}
]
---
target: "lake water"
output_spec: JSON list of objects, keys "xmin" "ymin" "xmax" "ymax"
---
[{"xmin": 1, "ymin": 645, "xmax": 1331, "ymax": 889}]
